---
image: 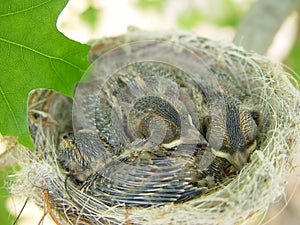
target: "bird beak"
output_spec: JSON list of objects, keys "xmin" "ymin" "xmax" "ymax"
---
[
  {"xmin": 211, "ymin": 140, "xmax": 257, "ymax": 170},
  {"xmin": 161, "ymin": 126, "xmax": 205, "ymax": 149},
  {"xmin": 228, "ymin": 150, "xmax": 249, "ymax": 170},
  {"xmin": 228, "ymin": 140, "xmax": 257, "ymax": 170}
]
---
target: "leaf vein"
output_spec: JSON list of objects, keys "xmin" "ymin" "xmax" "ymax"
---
[
  {"xmin": 0, "ymin": 0, "xmax": 52, "ymax": 17},
  {"xmin": 50, "ymin": 57, "xmax": 68, "ymax": 87},
  {"xmin": 0, "ymin": 37, "xmax": 86, "ymax": 72},
  {"xmin": 0, "ymin": 85, "xmax": 20, "ymax": 136}
]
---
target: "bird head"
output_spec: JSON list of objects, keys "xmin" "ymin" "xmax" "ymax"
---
[{"xmin": 207, "ymin": 98, "xmax": 259, "ymax": 170}]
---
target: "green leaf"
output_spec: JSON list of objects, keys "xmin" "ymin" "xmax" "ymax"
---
[{"xmin": 0, "ymin": 0, "xmax": 90, "ymax": 149}]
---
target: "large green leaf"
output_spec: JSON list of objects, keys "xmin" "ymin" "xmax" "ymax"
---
[{"xmin": 0, "ymin": 0, "xmax": 90, "ymax": 149}]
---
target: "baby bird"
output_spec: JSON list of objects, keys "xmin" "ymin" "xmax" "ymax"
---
[{"xmin": 206, "ymin": 97, "xmax": 258, "ymax": 170}]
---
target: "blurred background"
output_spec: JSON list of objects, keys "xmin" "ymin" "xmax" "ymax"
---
[{"xmin": 1, "ymin": 0, "xmax": 299, "ymax": 224}]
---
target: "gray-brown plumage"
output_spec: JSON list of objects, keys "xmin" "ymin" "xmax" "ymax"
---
[{"xmin": 57, "ymin": 61, "xmax": 259, "ymax": 207}]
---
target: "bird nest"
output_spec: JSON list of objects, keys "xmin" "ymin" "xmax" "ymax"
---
[{"xmin": 9, "ymin": 30, "xmax": 300, "ymax": 225}]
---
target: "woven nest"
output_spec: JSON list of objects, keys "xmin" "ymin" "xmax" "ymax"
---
[{"xmin": 10, "ymin": 30, "xmax": 300, "ymax": 225}]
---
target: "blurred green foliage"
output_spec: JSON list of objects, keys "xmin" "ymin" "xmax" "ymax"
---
[
  {"xmin": 285, "ymin": 11, "xmax": 300, "ymax": 86},
  {"xmin": 0, "ymin": 167, "xmax": 15, "ymax": 225},
  {"xmin": 285, "ymin": 38, "xmax": 300, "ymax": 85},
  {"xmin": 80, "ymin": 5, "xmax": 101, "ymax": 29},
  {"xmin": 136, "ymin": 0, "xmax": 167, "ymax": 13},
  {"xmin": 211, "ymin": 0, "xmax": 243, "ymax": 27},
  {"xmin": 177, "ymin": 8, "xmax": 203, "ymax": 29},
  {"xmin": 177, "ymin": 0, "xmax": 245, "ymax": 29}
]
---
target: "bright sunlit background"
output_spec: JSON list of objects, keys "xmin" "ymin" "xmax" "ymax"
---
[
  {"xmin": 57, "ymin": 0, "xmax": 298, "ymax": 62},
  {"xmin": 1, "ymin": 0, "xmax": 300, "ymax": 224}
]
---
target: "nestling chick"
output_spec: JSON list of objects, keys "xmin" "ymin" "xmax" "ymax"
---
[{"xmin": 206, "ymin": 97, "xmax": 259, "ymax": 170}]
